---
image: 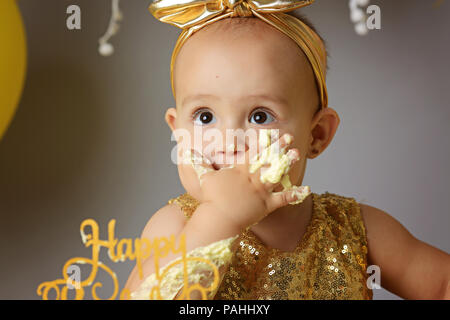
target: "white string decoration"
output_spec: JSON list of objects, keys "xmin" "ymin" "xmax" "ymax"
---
[
  {"xmin": 98, "ymin": 0, "xmax": 123, "ymax": 56},
  {"xmin": 349, "ymin": 0, "xmax": 371, "ymax": 36},
  {"xmin": 96, "ymin": 0, "xmax": 373, "ymax": 56}
]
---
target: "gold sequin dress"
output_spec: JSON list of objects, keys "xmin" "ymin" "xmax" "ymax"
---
[{"xmin": 168, "ymin": 191, "xmax": 373, "ymax": 300}]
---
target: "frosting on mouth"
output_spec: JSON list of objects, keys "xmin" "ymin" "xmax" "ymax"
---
[
  {"xmin": 182, "ymin": 149, "xmax": 214, "ymax": 185},
  {"xmin": 182, "ymin": 129, "xmax": 310, "ymax": 204}
]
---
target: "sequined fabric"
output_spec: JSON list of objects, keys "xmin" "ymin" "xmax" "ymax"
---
[{"xmin": 167, "ymin": 192, "xmax": 373, "ymax": 300}]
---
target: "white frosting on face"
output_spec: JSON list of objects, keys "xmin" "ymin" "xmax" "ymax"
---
[
  {"xmin": 182, "ymin": 129, "xmax": 310, "ymax": 204},
  {"xmin": 182, "ymin": 150, "xmax": 214, "ymax": 185}
]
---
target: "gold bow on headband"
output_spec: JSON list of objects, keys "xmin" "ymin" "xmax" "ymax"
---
[{"xmin": 149, "ymin": 0, "xmax": 328, "ymax": 109}]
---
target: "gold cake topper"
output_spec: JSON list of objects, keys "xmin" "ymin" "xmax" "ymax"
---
[{"xmin": 37, "ymin": 218, "xmax": 220, "ymax": 300}]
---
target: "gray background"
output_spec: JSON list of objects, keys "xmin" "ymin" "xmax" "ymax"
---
[{"xmin": 0, "ymin": 0, "xmax": 448, "ymax": 300}]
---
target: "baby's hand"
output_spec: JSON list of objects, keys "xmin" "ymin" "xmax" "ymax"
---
[{"xmin": 185, "ymin": 133, "xmax": 310, "ymax": 230}]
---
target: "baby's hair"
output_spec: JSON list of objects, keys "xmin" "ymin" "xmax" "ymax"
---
[{"xmin": 201, "ymin": 10, "xmax": 329, "ymax": 75}]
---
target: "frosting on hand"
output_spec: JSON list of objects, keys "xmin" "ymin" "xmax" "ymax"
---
[
  {"xmin": 130, "ymin": 235, "xmax": 238, "ymax": 300},
  {"xmin": 250, "ymin": 129, "xmax": 311, "ymax": 205}
]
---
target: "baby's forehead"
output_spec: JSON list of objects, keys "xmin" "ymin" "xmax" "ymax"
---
[
  {"xmin": 175, "ymin": 17, "xmax": 312, "ymax": 76},
  {"xmin": 173, "ymin": 17, "xmax": 320, "ymax": 109},
  {"xmin": 189, "ymin": 16, "xmax": 327, "ymax": 76}
]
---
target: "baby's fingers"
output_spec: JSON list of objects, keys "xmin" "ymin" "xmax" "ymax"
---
[
  {"xmin": 273, "ymin": 133, "xmax": 294, "ymax": 153},
  {"xmin": 249, "ymin": 131, "xmax": 292, "ymax": 165},
  {"xmin": 266, "ymin": 185, "xmax": 311, "ymax": 212},
  {"xmin": 261, "ymin": 148, "xmax": 300, "ymax": 191},
  {"xmin": 260, "ymin": 132, "xmax": 293, "ymax": 156}
]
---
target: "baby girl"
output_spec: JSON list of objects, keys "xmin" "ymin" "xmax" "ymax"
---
[{"xmin": 124, "ymin": 0, "xmax": 450, "ymax": 299}]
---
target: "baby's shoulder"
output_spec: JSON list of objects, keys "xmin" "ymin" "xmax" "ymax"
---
[{"xmin": 139, "ymin": 200, "xmax": 187, "ymax": 241}]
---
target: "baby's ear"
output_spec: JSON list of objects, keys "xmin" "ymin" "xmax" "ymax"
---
[{"xmin": 165, "ymin": 107, "xmax": 177, "ymax": 132}]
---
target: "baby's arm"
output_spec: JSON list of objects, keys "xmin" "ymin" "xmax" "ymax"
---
[
  {"xmin": 360, "ymin": 203, "xmax": 450, "ymax": 299},
  {"xmin": 123, "ymin": 202, "xmax": 186, "ymax": 295},
  {"xmin": 123, "ymin": 132, "xmax": 307, "ymax": 299},
  {"xmin": 123, "ymin": 202, "xmax": 242, "ymax": 299}
]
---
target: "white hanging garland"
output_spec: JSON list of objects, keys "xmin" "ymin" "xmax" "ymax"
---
[
  {"xmin": 348, "ymin": 0, "xmax": 371, "ymax": 36},
  {"xmin": 98, "ymin": 0, "xmax": 123, "ymax": 56},
  {"xmin": 97, "ymin": 0, "xmax": 374, "ymax": 56}
]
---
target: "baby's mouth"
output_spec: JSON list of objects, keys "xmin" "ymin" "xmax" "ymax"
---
[
  {"xmin": 212, "ymin": 162, "xmax": 235, "ymax": 170},
  {"xmin": 211, "ymin": 152, "xmax": 243, "ymax": 170}
]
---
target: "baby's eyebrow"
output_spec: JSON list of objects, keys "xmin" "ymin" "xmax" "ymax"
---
[
  {"xmin": 181, "ymin": 94, "xmax": 219, "ymax": 108},
  {"xmin": 244, "ymin": 94, "xmax": 289, "ymax": 109},
  {"xmin": 181, "ymin": 93, "xmax": 288, "ymax": 109}
]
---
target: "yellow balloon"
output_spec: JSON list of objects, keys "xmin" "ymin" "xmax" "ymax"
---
[{"xmin": 0, "ymin": 0, "xmax": 27, "ymax": 141}]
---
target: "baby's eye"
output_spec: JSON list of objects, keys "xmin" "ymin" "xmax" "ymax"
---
[
  {"xmin": 249, "ymin": 109, "xmax": 275, "ymax": 125},
  {"xmin": 193, "ymin": 109, "xmax": 216, "ymax": 125}
]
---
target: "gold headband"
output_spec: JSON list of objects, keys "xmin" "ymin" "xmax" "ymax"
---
[{"xmin": 148, "ymin": 0, "xmax": 328, "ymax": 109}]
